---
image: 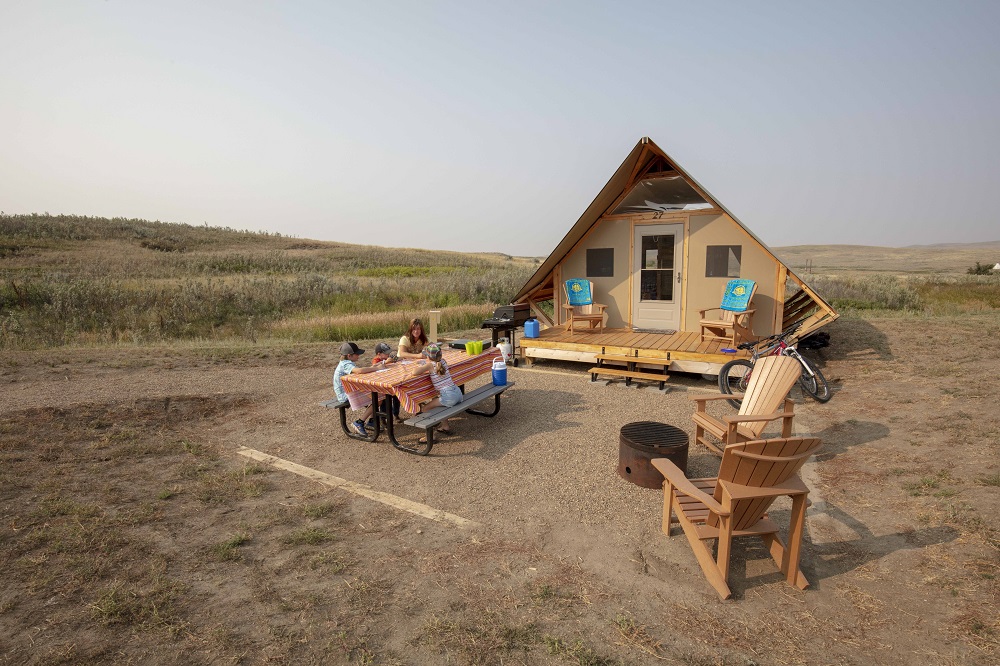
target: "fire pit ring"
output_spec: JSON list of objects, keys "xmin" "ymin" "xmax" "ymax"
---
[{"xmin": 618, "ymin": 421, "xmax": 689, "ymax": 489}]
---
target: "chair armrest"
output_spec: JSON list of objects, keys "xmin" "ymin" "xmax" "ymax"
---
[
  {"xmin": 652, "ymin": 459, "xmax": 728, "ymax": 516},
  {"xmin": 699, "ymin": 307, "xmax": 723, "ymax": 317},
  {"xmin": 719, "ymin": 476, "xmax": 809, "ymax": 500},
  {"xmin": 561, "ymin": 303, "xmax": 574, "ymax": 311}
]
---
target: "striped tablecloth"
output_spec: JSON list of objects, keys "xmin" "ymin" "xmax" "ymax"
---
[{"xmin": 341, "ymin": 347, "xmax": 501, "ymax": 415}]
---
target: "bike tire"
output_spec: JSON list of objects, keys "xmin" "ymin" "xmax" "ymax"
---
[
  {"xmin": 792, "ymin": 350, "xmax": 819, "ymax": 396},
  {"xmin": 718, "ymin": 359, "xmax": 754, "ymax": 409},
  {"xmin": 797, "ymin": 355, "xmax": 831, "ymax": 403}
]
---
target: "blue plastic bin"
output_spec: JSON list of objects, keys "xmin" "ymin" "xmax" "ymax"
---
[{"xmin": 524, "ymin": 318, "xmax": 539, "ymax": 338}]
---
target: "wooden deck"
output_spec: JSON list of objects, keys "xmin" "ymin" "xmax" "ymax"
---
[{"xmin": 519, "ymin": 327, "xmax": 751, "ymax": 375}]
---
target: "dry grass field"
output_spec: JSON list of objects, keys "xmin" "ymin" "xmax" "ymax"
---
[
  {"xmin": 0, "ymin": 214, "xmax": 539, "ymax": 348},
  {"xmin": 1, "ymin": 224, "xmax": 999, "ymax": 664}
]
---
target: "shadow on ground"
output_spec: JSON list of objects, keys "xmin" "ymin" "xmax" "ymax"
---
[
  {"xmin": 802, "ymin": 419, "xmax": 892, "ymax": 463},
  {"xmin": 813, "ymin": 317, "xmax": 894, "ymax": 362},
  {"xmin": 414, "ymin": 387, "xmax": 588, "ymax": 461},
  {"xmin": 801, "ymin": 500, "xmax": 958, "ymax": 588},
  {"xmin": 715, "ymin": 501, "xmax": 958, "ymax": 598}
]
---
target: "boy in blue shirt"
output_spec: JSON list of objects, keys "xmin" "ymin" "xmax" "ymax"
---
[{"xmin": 332, "ymin": 342, "xmax": 382, "ymax": 436}]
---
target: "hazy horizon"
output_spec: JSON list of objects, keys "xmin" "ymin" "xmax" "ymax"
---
[{"xmin": 3, "ymin": 1, "xmax": 999, "ymax": 256}]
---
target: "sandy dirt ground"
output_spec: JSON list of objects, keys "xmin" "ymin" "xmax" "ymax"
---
[{"xmin": 1, "ymin": 315, "xmax": 997, "ymax": 665}]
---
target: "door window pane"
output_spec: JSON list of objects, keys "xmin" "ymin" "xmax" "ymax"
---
[
  {"xmin": 641, "ymin": 235, "xmax": 675, "ymax": 269},
  {"xmin": 639, "ymin": 234, "xmax": 675, "ymax": 301},
  {"xmin": 640, "ymin": 269, "xmax": 674, "ymax": 301}
]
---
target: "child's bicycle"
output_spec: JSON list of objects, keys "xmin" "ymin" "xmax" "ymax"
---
[{"xmin": 717, "ymin": 322, "xmax": 831, "ymax": 408}]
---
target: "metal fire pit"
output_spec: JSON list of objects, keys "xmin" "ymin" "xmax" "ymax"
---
[{"xmin": 618, "ymin": 421, "xmax": 689, "ymax": 489}]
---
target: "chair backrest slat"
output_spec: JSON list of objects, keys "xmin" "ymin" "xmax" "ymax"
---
[
  {"xmin": 736, "ymin": 355, "xmax": 801, "ymax": 437},
  {"xmin": 709, "ymin": 437, "xmax": 822, "ymax": 530}
]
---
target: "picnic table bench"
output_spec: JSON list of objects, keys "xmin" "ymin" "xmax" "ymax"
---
[{"xmin": 402, "ymin": 381, "xmax": 513, "ymax": 452}]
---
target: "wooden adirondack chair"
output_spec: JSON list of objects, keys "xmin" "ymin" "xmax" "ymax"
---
[
  {"xmin": 653, "ymin": 436, "xmax": 822, "ymax": 600},
  {"xmin": 700, "ymin": 279, "xmax": 757, "ymax": 345},
  {"xmin": 693, "ymin": 355, "xmax": 800, "ymax": 455},
  {"xmin": 562, "ymin": 279, "xmax": 607, "ymax": 334}
]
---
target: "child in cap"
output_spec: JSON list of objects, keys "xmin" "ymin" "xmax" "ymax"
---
[
  {"xmin": 408, "ymin": 342, "xmax": 461, "ymax": 442},
  {"xmin": 332, "ymin": 341, "xmax": 383, "ymax": 437},
  {"xmin": 372, "ymin": 341, "xmax": 397, "ymax": 364},
  {"xmin": 371, "ymin": 342, "xmax": 401, "ymax": 424}
]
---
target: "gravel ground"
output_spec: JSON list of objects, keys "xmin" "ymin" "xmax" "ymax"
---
[
  {"xmin": 226, "ymin": 359, "xmax": 726, "ymax": 546},
  {"xmin": 2, "ymin": 342, "xmax": 740, "ymax": 555},
  {"xmin": 5, "ymin": 318, "xmax": 997, "ymax": 664}
]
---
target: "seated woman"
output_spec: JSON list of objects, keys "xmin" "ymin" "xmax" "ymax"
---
[{"xmin": 397, "ymin": 318, "xmax": 428, "ymax": 359}]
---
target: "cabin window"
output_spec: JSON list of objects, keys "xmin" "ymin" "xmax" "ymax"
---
[
  {"xmin": 586, "ymin": 248, "xmax": 614, "ymax": 277},
  {"xmin": 706, "ymin": 245, "xmax": 741, "ymax": 277}
]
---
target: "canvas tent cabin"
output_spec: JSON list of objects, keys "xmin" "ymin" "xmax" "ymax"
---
[{"xmin": 512, "ymin": 137, "xmax": 837, "ymax": 374}]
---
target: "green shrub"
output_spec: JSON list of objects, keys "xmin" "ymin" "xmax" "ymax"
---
[
  {"xmin": 808, "ymin": 274, "xmax": 923, "ymax": 311},
  {"xmin": 917, "ymin": 275, "xmax": 1000, "ymax": 312},
  {"xmin": 967, "ymin": 261, "xmax": 995, "ymax": 275},
  {"xmin": 807, "ymin": 273, "xmax": 1000, "ymax": 315}
]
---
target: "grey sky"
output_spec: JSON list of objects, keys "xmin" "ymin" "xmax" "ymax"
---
[{"xmin": 2, "ymin": 1, "xmax": 998, "ymax": 255}]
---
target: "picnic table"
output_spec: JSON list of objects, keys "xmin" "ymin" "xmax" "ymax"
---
[{"xmin": 337, "ymin": 347, "xmax": 510, "ymax": 454}]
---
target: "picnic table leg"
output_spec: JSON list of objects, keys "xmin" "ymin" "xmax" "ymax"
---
[
  {"xmin": 337, "ymin": 401, "xmax": 378, "ymax": 442},
  {"xmin": 383, "ymin": 394, "xmax": 433, "ymax": 456},
  {"xmin": 465, "ymin": 392, "xmax": 503, "ymax": 417},
  {"xmin": 386, "ymin": 421, "xmax": 433, "ymax": 456}
]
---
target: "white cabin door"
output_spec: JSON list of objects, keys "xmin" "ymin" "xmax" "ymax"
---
[{"xmin": 632, "ymin": 224, "xmax": 683, "ymax": 330}]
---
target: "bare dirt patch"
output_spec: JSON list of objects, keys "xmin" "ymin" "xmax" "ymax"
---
[{"xmin": 1, "ymin": 315, "xmax": 998, "ymax": 664}]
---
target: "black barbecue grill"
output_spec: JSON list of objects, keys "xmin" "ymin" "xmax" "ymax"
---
[{"xmin": 481, "ymin": 303, "xmax": 531, "ymax": 366}]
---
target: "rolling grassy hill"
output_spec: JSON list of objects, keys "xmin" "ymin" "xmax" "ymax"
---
[
  {"xmin": 0, "ymin": 214, "xmax": 539, "ymax": 348},
  {"xmin": 773, "ymin": 241, "xmax": 1000, "ymax": 275}
]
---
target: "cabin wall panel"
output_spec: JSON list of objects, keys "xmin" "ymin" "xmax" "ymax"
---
[
  {"xmin": 561, "ymin": 216, "xmax": 631, "ymax": 328},
  {"xmin": 686, "ymin": 214, "xmax": 779, "ymax": 336}
]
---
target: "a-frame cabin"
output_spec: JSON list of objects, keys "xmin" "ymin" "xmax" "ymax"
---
[{"xmin": 513, "ymin": 137, "xmax": 837, "ymax": 374}]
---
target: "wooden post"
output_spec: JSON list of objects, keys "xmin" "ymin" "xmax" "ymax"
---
[{"xmin": 429, "ymin": 310, "xmax": 441, "ymax": 342}]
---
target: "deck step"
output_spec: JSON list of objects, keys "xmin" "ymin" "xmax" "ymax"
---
[
  {"xmin": 588, "ymin": 366, "xmax": 670, "ymax": 388},
  {"xmin": 595, "ymin": 353, "xmax": 670, "ymax": 366}
]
